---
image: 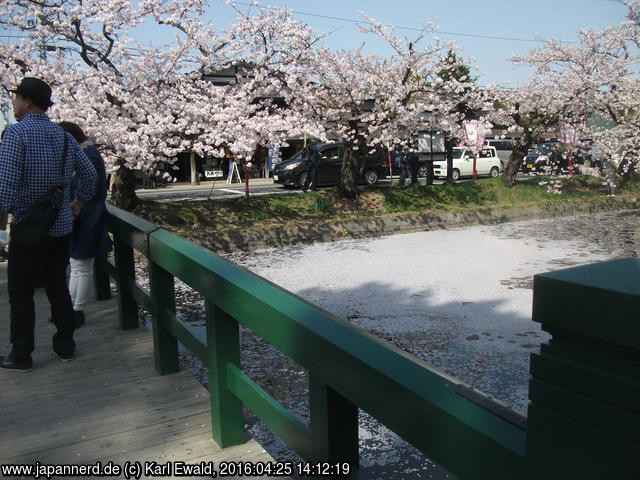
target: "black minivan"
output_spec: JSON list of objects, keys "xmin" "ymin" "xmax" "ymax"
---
[{"xmin": 273, "ymin": 142, "xmax": 388, "ymax": 188}]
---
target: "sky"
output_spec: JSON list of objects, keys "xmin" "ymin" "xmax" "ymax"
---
[
  {"xmin": 176, "ymin": 0, "xmax": 630, "ymax": 86},
  {"xmin": 0, "ymin": 0, "xmax": 629, "ymax": 87}
]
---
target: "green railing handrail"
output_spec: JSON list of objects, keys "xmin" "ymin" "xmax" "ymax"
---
[{"xmin": 96, "ymin": 204, "xmax": 640, "ymax": 480}]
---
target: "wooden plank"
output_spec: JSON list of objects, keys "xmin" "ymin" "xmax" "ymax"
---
[
  {"xmin": 1, "ymin": 381, "xmax": 210, "ymax": 440},
  {"xmin": 4, "ymin": 410, "xmax": 213, "ymax": 464},
  {"xmin": 4, "ymin": 402, "xmax": 211, "ymax": 456}
]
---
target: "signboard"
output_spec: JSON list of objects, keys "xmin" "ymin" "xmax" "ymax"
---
[
  {"xmin": 462, "ymin": 120, "xmax": 493, "ymax": 151},
  {"xmin": 462, "ymin": 120, "xmax": 493, "ymax": 180},
  {"xmin": 226, "ymin": 161, "xmax": 241, "ymax": 184},
  {"xmin": 560, "ymin": 119, "xmax": 587, "ymax": 176}
]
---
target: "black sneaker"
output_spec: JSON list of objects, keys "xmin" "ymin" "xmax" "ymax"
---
[
  {"xmin": 51, "ymin": 348, "xmax": 74, "ymax": 362},
  {"xmin": 0, "ymin": 354, "xmax": 33, "ymax": 372}
]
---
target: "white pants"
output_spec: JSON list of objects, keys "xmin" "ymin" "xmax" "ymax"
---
[{"xmin": 69, "ymin": 257, "xmax": 94, "ymax": 311}]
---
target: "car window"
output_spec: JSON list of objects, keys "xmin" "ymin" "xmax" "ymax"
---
[
  {"xmin": 319, "ymin": 147, "xmax": 340, "ymax": 161},
  {"xmin": 452, "ymin": 148, "xmax": 465, "ymax": 159},
  {"xmin": 285, "ymin": 150, "xmax": 304, "ymax": 162},
  {"xmin": 536, "ymin": 143, "xmax": 555, "ymax": 155},
  {"xmin": 486, "ymin": 140, "xmax": 514, "ymax": 151},
  {"xmin": 479, "ymin": 148, "xmax": 494, "ymax": 158}
]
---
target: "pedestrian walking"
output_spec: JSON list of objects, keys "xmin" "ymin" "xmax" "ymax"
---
[
  {"xmin": 302, "ymin": 144, "xmax": 319, "ymax": 192},
  {"xmin": 59, "ymin": 121, "xmax": 112, "ymax": 328},
  {"xmin": 0, "ymin": 77, "xmax": 96, "ymax": 371},
  {"xmin": 397, "ymin": 149, "xmax": 418, "ymax": 186}
]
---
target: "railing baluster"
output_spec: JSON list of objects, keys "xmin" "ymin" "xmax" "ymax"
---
[
  {"xmin": 113, "ymin": 237, "xmax": 138, "ymax": 330},
  {"xmin": 149, "ymin": 261, "xmax": 180, "ymax": 375},
  {"xmin": 205, "ymin": 300, "xmax": 245, "ymax": 447},
  {"xmin": 310, "ymin": 375, "xmax": 359, "ymax": 479}
]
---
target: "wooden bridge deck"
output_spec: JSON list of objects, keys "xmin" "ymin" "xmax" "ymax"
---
[{"xmin": 0, "ymin": 262, "xmax": 278, "ymax": 479}]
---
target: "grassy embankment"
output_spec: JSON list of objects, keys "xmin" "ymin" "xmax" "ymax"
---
[{"xmin": 133, "ymin": 176, "xmax": 640, "ymax": 238}]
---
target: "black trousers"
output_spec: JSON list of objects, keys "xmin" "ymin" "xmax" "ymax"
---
[
  {"xmin": 303, "ymin": 164, "xmax": 317, "ymax": 191},
  {"xmin": 8, "ymin": 234, "xmax": 75, "ymax": 361}
]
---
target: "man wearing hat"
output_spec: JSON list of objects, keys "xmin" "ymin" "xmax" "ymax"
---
[{"xmin": 0, "ymin": 77, "xmax": 97, "ymax": 371}]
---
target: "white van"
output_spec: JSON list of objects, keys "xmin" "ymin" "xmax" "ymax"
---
[
  {"xmin": 433, "ymin": 147, "xmax": 501, "ymax": 180},
  {"xmin": 485, "ymin": 139, "xmax": 516, "ymax": 169}
]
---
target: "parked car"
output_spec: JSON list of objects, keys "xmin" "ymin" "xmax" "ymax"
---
[
  {"xmin": 273, "ymin": 142, "xmax": 388, "ymax": 188},
  {"xmin": 521, "ymin": 141, "xmax": 597, "ymax": 174},
  {"xmin": 485, "ymin": 138, "xmax": 516, "ymax": 170},
  {"xmin": 432, "ymin": 146, "xmax": 501, "ymax": 180},
  {"xmin": 521, "ymin": 142, "xmax": 563, "ymax": 173},
  {"xmin": 416, "ymin": 152, "xmax": 447, "ymax": 177}
]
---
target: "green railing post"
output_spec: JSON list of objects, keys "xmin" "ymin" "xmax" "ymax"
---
[
  {"xmin": 94, "ymin": 255, "xmax": 111, "ymax": 301},
  {"xmin": 149, "ymin": 261, "xmax": 180, "ymax": 375},
  {"xmin": 113, "ymin": 238, "xmax": 138, "ymax": 330},
  {"xmin": 310, "ymin": 375, "xmax": 359, "ymax": 479},
  {"xmin": 205, "ymin": 300, "xmax": 245, "ymax": 447},
  {"xmin": 527, "ymin": 258, "xmax": 640, "ymax": 479}
]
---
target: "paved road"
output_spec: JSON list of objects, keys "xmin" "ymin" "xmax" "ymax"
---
[
  {"xmin": 135, "ymin": 180, "xmax": 284, "ymax": 202},
  {"xmin": 134, "ymin": 175, "xmax": 533, "ymax": 202}
]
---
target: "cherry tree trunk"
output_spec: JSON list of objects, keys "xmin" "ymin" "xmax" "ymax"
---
[
  {"xmin": 339, "ymin": 139, "xmax": 365, "ymax": 199},
  {"xmin": 339, "ymin": 149, "xmax": 360, "ymax": 198},
  {"xmin": 503, "ymin": 142, "xmax": 531, "ymax": 188},
  {"xmin": 110, "ymin": 160, "xmax": 138, "ymax": 211}
]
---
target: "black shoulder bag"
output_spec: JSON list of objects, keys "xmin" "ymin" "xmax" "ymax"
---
[{"xmin": 11, "ymin": 133, "xmax": 68, "ymax": 248}]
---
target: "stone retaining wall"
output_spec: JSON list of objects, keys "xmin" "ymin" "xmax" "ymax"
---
[{"xmin": 190, "ymin": 196, "xmax": 640, "ymax": 253}]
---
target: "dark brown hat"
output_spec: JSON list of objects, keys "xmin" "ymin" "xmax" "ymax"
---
[{"xmin": 10, "ymin": 77, "xmax": 54, "ymax": 109}]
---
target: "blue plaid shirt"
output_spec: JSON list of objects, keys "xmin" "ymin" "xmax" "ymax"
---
[{"xmin": 0, "ymin": 113, "xmax": 97, "ymax": 237}]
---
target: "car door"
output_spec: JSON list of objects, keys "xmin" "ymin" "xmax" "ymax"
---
[
  {"xmin": 315, "ymin": 145, "xmax": 342, "ymax": 186},
  {"xmin": 460, "ymin": 149, "xmax": 473, "ymax": 176},
  {"xmin": 477, "ymin": 148, "xmax": 493, "ymax": 175}
]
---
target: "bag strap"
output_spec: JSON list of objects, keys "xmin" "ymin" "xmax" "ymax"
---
[{"xmin": 59, "ymin": 131, "xmax": 68, "ymax": 185}]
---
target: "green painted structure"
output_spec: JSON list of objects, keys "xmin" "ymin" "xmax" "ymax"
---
[{"xmin": 96, "ymin": 204, "xmax": 640, "ymax": 479}]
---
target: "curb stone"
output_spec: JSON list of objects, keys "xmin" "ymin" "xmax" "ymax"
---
[{"xmin": 188, "ymin": 196, "xmax": 640, "ymax": 254}]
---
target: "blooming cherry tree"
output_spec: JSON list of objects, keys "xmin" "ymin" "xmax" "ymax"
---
[
  {"xmin": 284, "ymin": 18, "xmax": 480, "ymax": 197},
  {"xmin": 511, "ymin": 0, "xmax": 640, "ymax": 188},
  {"xmin": 1, "ymin": 0, "xmax": 482, "ymax": 205},
  {"xmin": 487, "ymin": 81, "xmax": 573, "ymax": 187},
  {"xmin": 0, "ymin": 0, "xmax": 232, "ymax": 207},
  {"xmin": 0, "ymin": 0, "xmax": 331, "ymax": 207}
]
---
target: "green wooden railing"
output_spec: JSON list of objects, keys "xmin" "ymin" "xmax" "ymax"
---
[{"xmin": 96, "ymin": 204, "xmax": 640, "ymax": 479}]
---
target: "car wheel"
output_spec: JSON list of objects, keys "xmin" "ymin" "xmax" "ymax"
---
[
  {"xmin": 489, "ymin": 166, "xmax": 499, "ymax": 178},
  {"xmin": 418, "ymin": 165, "xmax": 428, "ymax": 177},
  {"xmin": 297, "ymin": 172, "xmax": 308, "ymax": 188},
  {"xmin": 364, "ymin": 169, "xmax": 379, "ymax": 185},
  {"xmin": 451, "ymin": 169, "xmax": 460, "ymax": 181}
]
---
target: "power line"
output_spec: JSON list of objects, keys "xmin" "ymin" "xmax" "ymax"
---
[
  {"xmin": 0, "ymin": 3, "xmax": 580, "ymax": 47},
  {"xmin": 231, "ymin": 0, "xmax": 578, "ymax": 45}
]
